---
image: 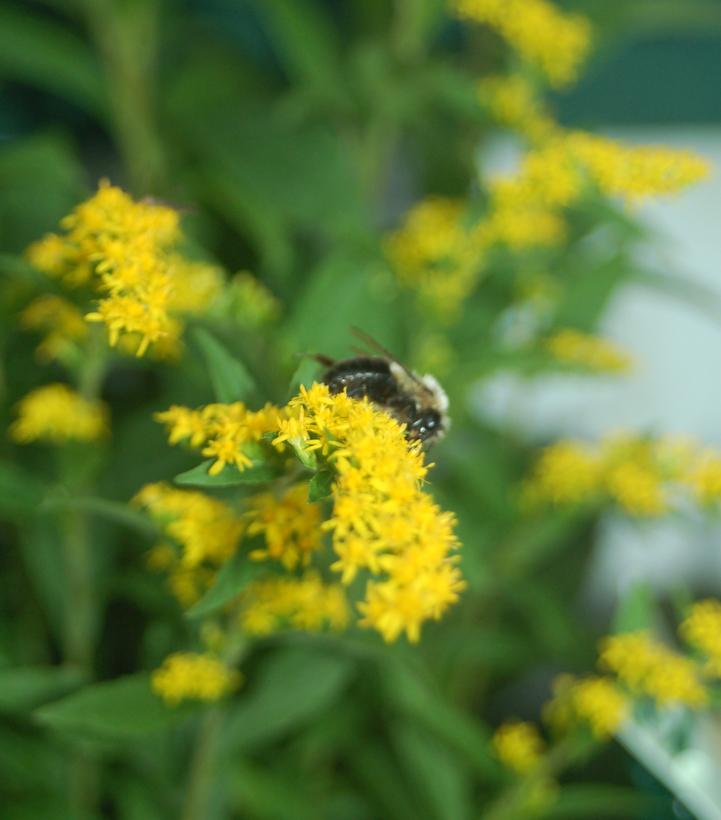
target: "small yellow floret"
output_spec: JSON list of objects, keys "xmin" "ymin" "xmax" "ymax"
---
[
  {"xmin": 680, "ymin": 599, "xmax": 721, "ymax": 675},
  {"xmin": 10, "ymin": 383, "xmax": 108, "ymax": 444},
  {"xmin": 20, "ymin": 295, "xmax": 88, "ymax": 362},
  {"xmin": 151, "ymin": 652, "xmax": 240, "ymax": 705},
  {"xmin": 600, "ymin": 631, "xmax": 707, "ymax": 708},
  {"xmin": 546, "ymin": 329, "xmax": 632, "ymax": 374},
  {"xmin": 492, "ymin": 721, "xmax": 544, "ymax": 773},
  {"xmin": 452, "ymin": 0, "xmax": 592, "ymax": 88},
  {"xmin": 544, "ymin": 674, "xmax": 628, "ymax": 738}
]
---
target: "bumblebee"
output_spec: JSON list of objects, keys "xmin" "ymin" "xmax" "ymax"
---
[{"xmin": 317, "ymin": 329, "xmax": 449, "ymax": 445}]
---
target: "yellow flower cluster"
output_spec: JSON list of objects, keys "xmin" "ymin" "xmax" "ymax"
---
[
  {"xmin": 246, "ymin": 483, "xmax": 323, "ymax": 570},
  {"xmin": 684, "ymin": 451, "xmax": 721, "ymax": 505},
  {"xmin": 10, "ymin": 383, "xmax": 108, "ymax": 444},
  {"xmin": 544, "ymin": 674, "xmax": 628, "ymax": 738},
  {"xmin": 600, "ymin": 631, "xmax": 707, "ymax": 708},
  {"xmin": 523, "ymin": 441, "xmax": 601, "ymax": 506},
  {"xmin": 20, "ymin": 295, "xmax": 88, "ymax": 362},
  {"xmin": 155, "ymin": 402, "xmax": 279, "ymax": 476},
  {"xmin": 218, "ymin": 271, "xmax": 280, "ymax": 328},
  {"xmin": 134, "ymin": 483, "xmax": 244, "ymax": 569},
  {"xmin": 155, "ymin": 384, "xmax": 463, "ymax": 642},
  {"xmin": 479, "ymin": 74, "xmax": 555, "ymax": 141},
  {"xmin": 238, "ymin": 573, "xmax": 350, "ymax": 636},
  {"xmin": 680, "ymin": 599, "xmax": 721, "ymax": 675},
  {"xmin": 523, "ymin": 433, "xmax": 712, "ymax": 516},
  {"xmin": 492, "ymin": 721, "xmax": 545, "ymax": 773},
  {"xmin": 452, "ymin": 0, "xmax": 592, "ymax": 88},
  {"xmin": 545, "ymin": 329, "xmax": 633, "ymax": 374},
  {"xmin": 151, "ymin": 652, "xmax": 241, "ymax": 705},
  {"xmin": 567, "ymin": 133, "xmax": 710, "ymax": 202},
  {"xmin": 276, "ymin": 384, "xmax": 464, "ymax": 643},
  {"xmin": 25, "ymin": 181, "xmax": 224, "ymax": 357},
  {"xmin": 384, "ymin": 197, "xmax": 484, "ymax": 319},
  {"xmin": 491, "ymin": 134, "xmax": 709, "ymax": 213}
]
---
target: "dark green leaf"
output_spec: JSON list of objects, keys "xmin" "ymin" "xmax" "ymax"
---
[
  {"xmin": 390, "ymin": 721, "xmax": 472, "ymax": 820},
  {"xmin": 380, "ymin": 661, "xmax": 498, "ymax": 781},
  {"xmin": 34, "ymin": 674, "xmax": 197, "ymax": 740},
  {"xmin": 547, "ymin": 784, "xmax": 660, "ymax": 818},
  {"xmin": 192, "ymin": 327, "xmax": 256, "ymax": 403},
  {"xmin": 0, "ymin": 8, "xmax": 106, "ymax": 115},
  {"xmin": 251, "ymin": 0, "xmax": 343, "ymax": 97},
  {"xmin": 0, "ymin": 665, "xmax": 85, "ymax": 713},
  {"xmin": 174, "ymin": 458, "xmax": 279, "ymax": 488},
  {"xmin": 287, "ymin": 356, "xmax": 321, "ymax": 400},
  {"xmin": 186, "ymin": 548, "xmax": 267, "ymax": 619},
  {"xmin": 308, "ymin": 470, "xmax": 334, "ymax": 502},
  {"xmin": 221, "ymin": 648, "xmax": 354, "ymax": 753},
  {"xmin": 0, "ymin": 461, "xmax": 48, "ymax": 517}
]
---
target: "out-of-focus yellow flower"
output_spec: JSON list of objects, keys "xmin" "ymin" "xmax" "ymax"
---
[
  {"xmin": 600, "ymin": 631, "xmax": 707, "ymax": 708},
  {"xmin": 567, "ymin": 132, "xmax": 710, "ymax": 202},
  {"xmin": 523, "ymin": 441, "xmax": 602, "ymax": 506},
  {"xmin": 492, "ymin": 721, "xmax": 545, "ymax": 773},
  {"xmin": 134, "ymin": 482, "xmax": 244, "ymax": 570},
  {"xmin": 684, "ymin": 451, "xmax": 721, "ymax": 504},
  {"xmin": 605, "ymin": 462, "xmax": 668, "ymax": 516},
  {"xmin": 680, "ymin": 599, "xmax": 721, "ymax": 675},
  {"xmin": 544, "ymin": 674, "xmax": 628, "ymax": 738},
  {"xmin": 246, "ymin": 483, "xmax": 323, "ymax": 570},
  {"xmin": 238, "ymin": 573, "xmax": 350, "ymax": 636},
  {"xmin": 167, "ymin": 257, "xmax": 224, "ymax": 314},
  {"xmin": 545, "ymin": 329, "xmax": 633, "ymax": 374},
  {"xmin": 385, "ymin": 197, "xmax": 485, "ymax": 320},
  {"xmin": 20, "ymin": 295, "xmax": 88, "ymax": 362},
  {"xmin": 10, "ymin": 383, "xmax": 108, "ymax": 444},
  {"xmin": 152, "ymin": 652, "xmax": 241, "ymax": 705},
  {"xmin": 215, "ymin": 271, "xmax": 280, "ymax": 327},
  {"xmin": 479, "ymin": 74, "xmax": 557, "ymax": 141},
  {"xmin": 452, "ymin": 0, "xmax": 592, "ymax": 88}
]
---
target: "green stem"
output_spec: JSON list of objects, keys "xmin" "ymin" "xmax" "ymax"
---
[
  {"xmin": 181, "ymin": 707, "xmax": 225, "ymax": 820},
  {"xmin": 43, "ymin": 494, "xmax": 159, "ymax": 538},
  {"xmin": 82, "ymin": 0, "xmax": 165, "ymax": 193}
]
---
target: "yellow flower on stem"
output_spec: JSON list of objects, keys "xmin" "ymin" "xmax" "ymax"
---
[
  {"xmin": 152, "ymin": 652, "xmax": 241, "ymax": 705},
  {"xmin": 10, "ymin": 383, "xmax": 108, "ymax": 444},
  {"xmin": 492, "ymin": 721, "xmax": 545, "ymax": 773},
  {"xmin": 679, "ymin": 599, "xmax": 721, "ymax": 675}
]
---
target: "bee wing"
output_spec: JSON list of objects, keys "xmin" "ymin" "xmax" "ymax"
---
[{"xmin": 350, "ymin": 326, "xmax": 430, "ymax": 392}]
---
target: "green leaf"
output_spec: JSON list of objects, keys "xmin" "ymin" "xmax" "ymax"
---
[
  {"xmin": 0, "ymin": 134, "xmax": 86, "ymax": 252},
  {"xmin": 613, "ymin": 581, "xmax": 656, "ymax": 634},
  {"xmin": 308, "ymin": 470, "xmax": 334, "ymax": 502},
  {"xmin": 192, "ymin": 327, "xmax": 256, "ymax": 403},
  {"xmin": 174, "ymin": 458, "xmax": 279, "ymax": 488},
  {"xmin": 0, "ymin": 8, "xmax": 106, "ymax": 115},
  {"xmin": 34, "ymin": 673, "xmax": 197, "ymax": 740},
  {"xmin": 547, "ymin": 784, "xmax": 660, "ymax": 818},
  {"xmin": 380, "ymin": 660, "xmax": 498, "ymax": 781},
  {"xmin": 287, "ymin": 249, "xmax": 398, "ymax": 353},
  {"xmin": 221, "ymin": 648, "xmax": 354, "ymax": 753},
  {"xmin": 250, "ymin": 0, "xmax": 343, "ymax": 98},
  {"xmin": 390, "ymin": 722, "xmax": 472, "ymax": 820},
  {"xmin": 0, "ymin": 461, "xmax": 47, "ymax": 518},
  {"xmin": 0, "ymin": 665, "xmax": 84, "ymax": 713},
  {"xmin": 287, "ymin": 356, "xmax": 321, "ymax": 399},
  {"xmin": 186, "ymin": 548, "xmax": 267, "ymax": 619}
]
